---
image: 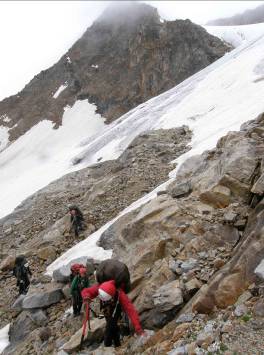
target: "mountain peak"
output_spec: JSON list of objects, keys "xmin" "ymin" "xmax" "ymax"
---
[{"xmin": 94, "ymin": 1, "xmax": 160, "ymax": 27}]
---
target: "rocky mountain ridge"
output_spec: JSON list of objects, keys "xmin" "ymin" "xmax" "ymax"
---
[
  {"xmin": 207, "ymin": 3, "xmax": 264, "ymax": 26},
  {"xmin": 0, "ymin": 2, "xmax": 229, "ymax": 144}
]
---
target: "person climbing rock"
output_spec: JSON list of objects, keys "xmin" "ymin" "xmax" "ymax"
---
[
  {"xmin": 71, "ymin": 267, "xmax": 90, "ymax": 316},
  {"xmin": 81, "ymin": 279, "xmax": 144, "ymax": 348},
  {"xmin": 13, "ymin": 255, "xmax": 32, "ymax": 295},
  {"xmin": 68, "ymin": 205, "xmax": 85, "ymax": 237}
]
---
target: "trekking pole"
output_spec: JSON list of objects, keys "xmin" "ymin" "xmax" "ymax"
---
[{"xmin": 80, "ymin": 301, "xmax": 90, "ymax": 350}]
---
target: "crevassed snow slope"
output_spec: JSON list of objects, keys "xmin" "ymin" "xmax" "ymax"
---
[
  {"xmin": 204, "ymin": 22, "xmax": 264, "ymax": 47},
  {"xmin": 72, "ymin": 34, "xmax": 264, "ymax": 171},
  {"xmin": 0, "ymin": 100, "xmax": 106, "ymax": 218},
  {"xmin": 47, "ymin": 33, "xmax": 264, "ymax": 274}
]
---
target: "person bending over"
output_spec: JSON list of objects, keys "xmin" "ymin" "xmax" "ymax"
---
[{"xmin": 81, "ymin": 280, "xmax": 144, "ymax": 347}]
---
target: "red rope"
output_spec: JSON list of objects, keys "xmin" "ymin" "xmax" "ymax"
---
[{"xmin": 82, "ymin": 301, "xmax": 89, "ymax": 337}]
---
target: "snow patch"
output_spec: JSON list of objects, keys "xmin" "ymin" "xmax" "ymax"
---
[
  {"xmin": 53, "ymin": 82, "xmax": 68, "ymax": 99},
  {"xmin": 0, "ymin": 100, "xmax": 106, "ymax": 218},
  {"xmin": 204, "ymin": 23, "xmax": 264, "ymax": 48},
  {"xmin": 255, "ymin": 259, "xmax": 264, "ymax": 280},
  {"xmin": 0, "ymin": 324, "xmax": 10, "ymax": 354}
]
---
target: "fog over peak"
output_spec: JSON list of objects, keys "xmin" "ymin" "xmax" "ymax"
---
[{"xmin": 94, "ymin": 1, "xmax": 160, "ymax": 27}]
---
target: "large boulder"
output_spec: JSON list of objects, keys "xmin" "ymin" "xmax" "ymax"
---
[
  {"xmin": 8, "ymin": 309, "xmax": 47, "ymax": 346},
  {"xmin": 199, "ymin": 185, "xmax": 231, "ymax": 208},
  {"xmin": 0, "ymin": 255, "xmax": 15, "ymax": 271},
  {"xmin": 37, "ymin": 246, "xmax": 57, "ymax": 261},
  {"xmin": 62, "ymin": 318, "xmax": 105, "ymax": 353},
  {"xmin": 168, "ymin": 121, "xmax": 261, "ymax": 204},
  {"xmin": 11, "ymin": 295, "xmax": 26, "ymax": 312},
  {"xmin": 41, "ymin": 215, "xmax": 69, "ymax": 243},
  {"xmin": 22, "ymin": 282, "xmax": 63, "ymax": 309},
  {"xmin": 153, "ymin": 280, "xmax": 183, "ymax": 312}
]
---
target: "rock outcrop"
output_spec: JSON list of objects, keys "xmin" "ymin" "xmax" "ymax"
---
[{"xmin": 97, "ymin": 113, "xmax": 264, "ymax": 351}]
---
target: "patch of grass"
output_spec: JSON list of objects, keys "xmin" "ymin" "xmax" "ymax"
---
[
  {"xmin": 219, "ymin": 343, "xmax": 228, "ymax": 352},
  {"xmin": 241, "ymin": 313, "xmax": 252, "ymax": 322},
  {"xmin": 190, "ymin": 332, "xmax": 197, "ymax": 340}
]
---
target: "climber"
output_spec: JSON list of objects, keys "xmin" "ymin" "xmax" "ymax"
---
[
  {"xmin": 81, "ymin": 279, "xmax": 144, "ymax": 348},
  {"xmin": 70, "ymin": 263, "xmax": 85, "ymax": 283},
  {"xmin": 68, "ymin": 205, "xmax": 85, "ymax": 237},
  {"xmin": 13, "ymin": 255, "xmax": 32, "ymax": 295},
  {"xmin": 71, "ymin": 267, "xmax": 90, "ymax": 317}
]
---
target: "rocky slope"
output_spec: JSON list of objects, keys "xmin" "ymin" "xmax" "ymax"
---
[
  {"xmin": 0, "ymin": 2, "xmax": 229, "ymax": 143},
  {"xmin": 0, "ymin": 126, "xmax": 191, "ymax": 329},
  {"xmin": 1, "ymin": 112, "xmax": 264, "ymax": 354}
]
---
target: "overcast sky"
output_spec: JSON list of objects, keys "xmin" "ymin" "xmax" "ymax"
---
[{"xmin": 0, "ymin": 1, "xmax": 263, "ymax": 101}]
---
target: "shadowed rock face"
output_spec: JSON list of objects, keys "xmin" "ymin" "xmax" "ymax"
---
[{"xmin": 0, "ymin": 2, "xmax": 230, "ymax": 143}]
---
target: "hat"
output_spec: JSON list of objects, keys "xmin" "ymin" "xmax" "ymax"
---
[{"xmin": 98, "ymin": 280, "xmax": 116, "ymax": 301}]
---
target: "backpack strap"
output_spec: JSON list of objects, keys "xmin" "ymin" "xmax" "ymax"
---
[{"xmin": 112, "ymin": 290, "xmax": 120, "ymax": 318}]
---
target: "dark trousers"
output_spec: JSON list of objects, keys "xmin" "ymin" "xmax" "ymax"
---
[
  {"xmin": 72, "ymin": 291, "xmax": 82, "ymax": 315},
  {"xmin": 18, "ymin": 277, "xmax": 30, "ymax": 295},
  {"xmin": 104, "ymin": 317, "xmax": 121, "ymax": 347}
]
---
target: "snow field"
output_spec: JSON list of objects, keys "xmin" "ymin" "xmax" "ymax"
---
[
  {"xmin": 0, "ymin": 100, "xmax": 106, "ymax": 218},
  {"xmin": 204, "ymin": 23, "xmax": 264, "ymax": 48}
]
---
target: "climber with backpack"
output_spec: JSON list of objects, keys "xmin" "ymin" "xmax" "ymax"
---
[
  {"xmin": 71, "ymin": 266, "xmax": 90, "ymax": 317},
  {"xmin": 81, "ymin": 259, "xmax": 144, "ymax": 348},
  {"xmin": 70, "ymin": 263, "xmax": 85, "ymax": 283},
  {"xmin": 68, "ymin": 205, "xmax": 85, "ymax": 237},
  {"xmin": 13, "ymin": 255, "xmax": 32, "ymax": 295}
]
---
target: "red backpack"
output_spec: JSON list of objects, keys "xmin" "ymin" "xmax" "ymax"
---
[{"xmin": 71, "ymin": 263, "xmax": 85, "ymax": 275}]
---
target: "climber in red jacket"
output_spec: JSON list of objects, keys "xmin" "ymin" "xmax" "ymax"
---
[{"xmin": 81, "ymin": 280, "xmax": 144, "ymax": 347}]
